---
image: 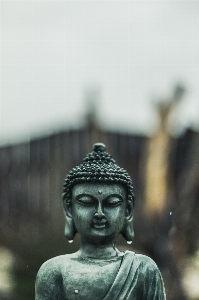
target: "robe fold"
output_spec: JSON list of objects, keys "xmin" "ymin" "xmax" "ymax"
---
[{"xmin": 103, "ymin": 251, "xmax": 166, "ymax": 300}]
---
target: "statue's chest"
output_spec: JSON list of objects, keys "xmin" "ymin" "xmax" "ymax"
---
[{"xmin": 62, "ymin": 259, "xmax": 121, "ymax": 300}]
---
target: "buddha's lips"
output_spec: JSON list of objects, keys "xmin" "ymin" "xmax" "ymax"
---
[
  {"xmin": 93, "ymin": 224, "xmax": 106, "ymax": 229},
  {"xmin": 92, "ymin": 220, "xmax": 107, "ymax": 229}
]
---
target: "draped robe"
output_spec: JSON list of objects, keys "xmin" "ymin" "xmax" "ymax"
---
[{"xmin": 103, "ymin": 251, "xmax": 166, "ymax": 300}]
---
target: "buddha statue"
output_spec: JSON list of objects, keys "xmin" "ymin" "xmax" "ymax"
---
[{"xmin": 35, "ymin": 143, "xmax": 166, "ymax": 300}]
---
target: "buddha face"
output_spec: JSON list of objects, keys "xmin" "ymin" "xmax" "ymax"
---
[{"xmin": 71, "ymin": 183, "xmax": 127, "ymax": 244}]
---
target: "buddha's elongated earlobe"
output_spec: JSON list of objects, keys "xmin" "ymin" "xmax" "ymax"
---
[
  {"xmin": 121, "ymin": 218, "xmax": 134, "ymax": 242},
  {"xmin": 64, "ymin": 217, "xmax": 76, "ymax": 241},
  {"xmin": 121, "ymin": 197, "xmax": 134, "ymax": 243},
  {"xmin": 62, "ymin": 194, "xmax": 76, "ymax": 241}
]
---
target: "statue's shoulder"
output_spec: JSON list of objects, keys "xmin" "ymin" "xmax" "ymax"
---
[
  {"xmin": 36, "ymin": 254, "xmax": 74, "ymax": 283},
  {"xmin": 134, "ymin": 253, "xmax": 160, "ymax": 272},
  {"xmin": 36, "ymin": 256, "xmax": 63, "ymax": 282},
  {"xmin": 125, "ymin": 251, "xmax": 160, "ymax": 273},
  {"xmin": 35, "ymin": 254, "xmax": 75, "ymax": 299},
  {"xmin": 135, "ymin": 253, "xmax": 157, "ymax": 265},
  {"xmin": 133, "ymin": 253, "xmax": 166, "ymax": 297}
]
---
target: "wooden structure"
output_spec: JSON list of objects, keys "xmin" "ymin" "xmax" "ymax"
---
[{"xmin": 0, "ymin": 117, "xmax": 199, "ymax": 299}]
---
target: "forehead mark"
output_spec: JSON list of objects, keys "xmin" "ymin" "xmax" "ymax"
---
[{"xmin": 98, "ymin": 190, "xmax": 102, "ymax": 194}]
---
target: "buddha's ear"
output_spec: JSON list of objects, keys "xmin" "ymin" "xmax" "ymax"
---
[
  {"xmin": 62, "ymin": 193, "xmax": 72, "ymax": 217},
  {"xmin": 126, "ymin": 196, "xmax": 134, "ymax": 220},
  {"xmin": 121, "ymin": 197, "xmax": 134, "ymax": 242},
  {"xmin": 62, "ymin": 193, "xmax": 76, "ymax": 241}
]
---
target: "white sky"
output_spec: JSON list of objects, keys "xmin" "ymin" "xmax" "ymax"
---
[{"xmin": 1, "ymin": 0, "xmax": 199, "ymax": 144}]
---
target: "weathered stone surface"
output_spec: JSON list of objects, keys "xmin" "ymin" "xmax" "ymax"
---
[{"xmin": 35, "ymin": 143, "xmax": 166, "ymax": 299}]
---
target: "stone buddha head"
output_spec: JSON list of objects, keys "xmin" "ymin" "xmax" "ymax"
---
[{"xmin": 62, "ymin": 143, "xmax": 134, "ymax": 244}]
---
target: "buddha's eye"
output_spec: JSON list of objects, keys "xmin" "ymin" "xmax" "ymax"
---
[
  {"xmin": 77, "ymin": 196, "xmax": 95, "ymax": 205},
  {"xmin": 105, "ymin": 196, "xmax": 123, "ymax": 207}
]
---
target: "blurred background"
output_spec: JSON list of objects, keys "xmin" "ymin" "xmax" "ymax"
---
[{"xmin": 1, "ymin": 1, "xmax": 199, "ymax": 299}]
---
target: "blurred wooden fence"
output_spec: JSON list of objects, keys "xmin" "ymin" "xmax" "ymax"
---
[
  {"xmin": 0, "ymin": 128, "xmax": 145, "ymax": 248},
  {"xmin": 0, "ymin": 125, "xmax": 199, "ymax": 300}
]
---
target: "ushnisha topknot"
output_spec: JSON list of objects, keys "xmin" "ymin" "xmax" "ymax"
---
[{"xmin": 63, "ymin": 143, "xmax": 134, "ymax": 205}]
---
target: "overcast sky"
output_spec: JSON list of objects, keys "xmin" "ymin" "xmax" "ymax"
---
[{"xmin": 1, "ymin": 0, "xmax": 199, "ymax": 144}]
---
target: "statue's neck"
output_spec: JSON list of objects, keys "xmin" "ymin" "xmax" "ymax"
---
[{"xmin": 78, "ymin": 239, "xmax": 121, "ymax": 260}]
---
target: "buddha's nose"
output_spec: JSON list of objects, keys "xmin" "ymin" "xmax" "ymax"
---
[{"xmin": 94, "ymin": 203, "xmax": 105, "ymax": 219}]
